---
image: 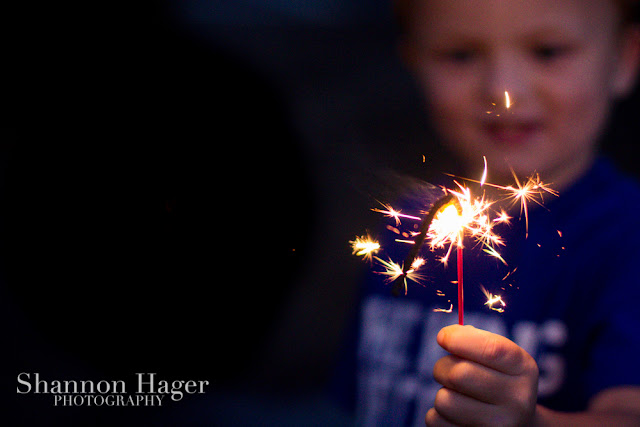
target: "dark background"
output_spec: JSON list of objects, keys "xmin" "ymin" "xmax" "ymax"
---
[{"xmin": 7, "ymin": 1, "xmax": 639, "ymax": 425}]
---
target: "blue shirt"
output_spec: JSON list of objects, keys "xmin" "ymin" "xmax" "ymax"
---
[{"xmin": 333, "ymin": 158, "xmax": 640, "ymax": 426}]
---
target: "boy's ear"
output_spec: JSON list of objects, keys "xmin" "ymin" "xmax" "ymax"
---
[{"xmin": 613, "ymin": 25, "xmax": 640, "ymax": 98}]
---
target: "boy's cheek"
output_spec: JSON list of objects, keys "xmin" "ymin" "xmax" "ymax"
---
[{"xmin": 546, "ymin": 90, "xmax": 608, "ymax": 152}]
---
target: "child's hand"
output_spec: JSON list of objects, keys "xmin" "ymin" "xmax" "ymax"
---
[{"xmin": 426, "ymin": 325, "xmax": 539, "ymax": 426}]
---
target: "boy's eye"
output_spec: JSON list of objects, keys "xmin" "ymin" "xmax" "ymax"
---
[
  {"xmin": 532, "ymin": 44, "xmax": 570, "ymax": 61},
  {"xmin": 441, "ymin": 48, "xmax": 477, "ymax": 63}
]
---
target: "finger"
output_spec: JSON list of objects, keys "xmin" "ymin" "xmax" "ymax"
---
[
  {"xmin": 433, "ymin": 354, "xmax": 508, "ymax": 404},
  {"xmin": 437, "ymin": 325, "xmax": 534, "ymax": 376},
  {"xmin": 433, "ymin": 387, "xmax": 502, "ymax": 426},
  {"xmin": 425, "ymin": 407, "xmax": 456, "ymax": 427}
]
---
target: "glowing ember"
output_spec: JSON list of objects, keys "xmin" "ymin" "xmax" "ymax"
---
[
  {"xmin": 434, "ymin": 304, "xmax": 453, "ymax": 313},
  {"xmin": 373, "ymin": 256, "xmax": 424, "ymax": 296},
  {"xmin": 350, "ymin": 235, "xmax": 380, "ymax": 262},
  {"xmin": 480, "ymin": 156, "xmax": 488, "ymax": 186},
  {"xmin": 482, "ymin": 286, "xmax": 507, "ymax": 313},
  {"xmin": 372, "ymin": 202, "xmax": 421, "ymax": 226}
]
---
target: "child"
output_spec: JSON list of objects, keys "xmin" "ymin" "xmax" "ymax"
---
[{"xmin": 336, "ymin": 0, "xmax": 640, "ymax": 425}]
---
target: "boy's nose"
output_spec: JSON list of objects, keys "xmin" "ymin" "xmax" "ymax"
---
[{"xmin": 482, "ymin": 55, "xmax": 527, "ymax": 107}]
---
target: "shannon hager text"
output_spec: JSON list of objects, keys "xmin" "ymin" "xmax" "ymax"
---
[{"xmin": 17, "ymin": 372, "xmax": 210, "ymax": 405}]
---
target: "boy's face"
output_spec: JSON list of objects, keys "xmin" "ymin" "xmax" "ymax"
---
[{"xmin": 404, "ymin": 0, "xmax": 638, "ymax": 187}]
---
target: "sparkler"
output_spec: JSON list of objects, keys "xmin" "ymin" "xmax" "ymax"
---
[{"xmin": 351, "ymin": 158, "xmax": 556, "ymax": 325}]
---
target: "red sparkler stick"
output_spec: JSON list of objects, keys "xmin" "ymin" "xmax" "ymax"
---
[{"xmin": 457, "ymin": 244, "xmax": 464, "ymax": 325}]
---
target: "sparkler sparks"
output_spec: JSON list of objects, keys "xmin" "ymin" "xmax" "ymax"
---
[
  {"xmin": 374, "ymin": 256, "xmax": 424, "ymax": 296},
  {"xmin": 450, "ymin": 170, "xmax": 558, "ymax": 238},
  {"xmin": 351, "ymin": 158, "xmax": 557, "ymax": 319},
  {"xmin": 480, "ymin": 156, "xmax": 488, "ymax": 186},
  {"xmin": 487, "ymin": 91, "xmax": 512, "ymax": 115},
  {"xmin": 499, "ymin": 171, "xmax": 558, "ymax": 237},
  {"xmin": 434, "ymin": 304, "xmax": 453, "ymax": 313},
  {"xmin": 372, "ymin": 202, "xmax": 421, "ymax": 226},
  {"xmin": 482, "ymin": 286, "xmax": 507, "ymax": 313},
  {"xmin": 350, "ymin": 235, "xmax": 380, "ymax": 262},
  {"xmin": 411, "ymin": 257, "xmax": 426, "ymax": 270}
]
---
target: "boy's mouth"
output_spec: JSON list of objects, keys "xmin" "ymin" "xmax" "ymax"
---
[{"xmin": 483, "ymin": 121, "xmax": 543, "ymax": 149}]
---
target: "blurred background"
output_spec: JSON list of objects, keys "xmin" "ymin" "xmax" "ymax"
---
[{"xmin": 7, "ymin": 0, "xmax": 639, "ymax": 425}]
